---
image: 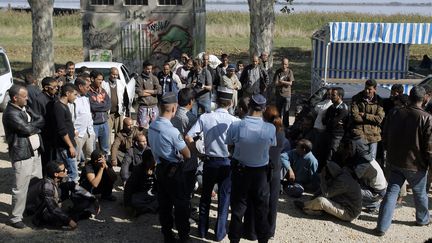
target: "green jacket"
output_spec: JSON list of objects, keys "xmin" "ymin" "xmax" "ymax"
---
[{"xmin": 350, "ymin": 92, "xmax": 385, "ymax": 143}]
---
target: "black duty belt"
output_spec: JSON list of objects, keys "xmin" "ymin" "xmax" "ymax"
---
[{"xmin": 205, "ymin": 156, "xmax": 226, "ymax": 161}]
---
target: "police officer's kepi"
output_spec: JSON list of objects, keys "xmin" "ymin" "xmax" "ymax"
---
[
  {"xmin": 217, "ymin": 86, "xmax": 234, "ymax": 101},
  {"xmin": 161, "ymin": 92, "xmax": 178, "ymax": 104},
  {"xmin": 251, "ymin": 94, "xmax": 266, "ymax": 107}
]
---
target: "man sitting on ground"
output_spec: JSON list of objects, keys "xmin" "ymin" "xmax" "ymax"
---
[
  {"xmin": 294, "ymin": 161, "xmax": 362, "ymax": 222},
  {"xmin": 120, "ymin": 133, "xmax": 150, "ymax": 183},
  {"xmin": 111, "ymin": 117, "xmax": 145, "ymax": 166},
  {"xmin": 28, "ymin": 161, "xmax": 99, "ymax": 229},
  {"xmin": 80, "ymin": 150, "xmax": 118, "ymax": 201},
  {"xmin": 336, "ymin": 136, "xmax": 387, "ymax": 215},
  {"xmin": 124, "ymin": 149, "xmax": 158, "ymax": 216},
  {"xmin": 29, "ymin": 161, "xmax": 77, "ymax": 229},
  {"xmin": 282, "ymin": 139, "xmax": 319, "ymax": 197}
]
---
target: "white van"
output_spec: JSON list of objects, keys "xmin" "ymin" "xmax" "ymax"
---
[{"xmin": 0, "ymin": 47, "xmax": 13, "ymax": 111}]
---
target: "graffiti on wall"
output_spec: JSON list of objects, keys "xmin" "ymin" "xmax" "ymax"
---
[
  {"xmin": 83, "ymin": 19, "xmax": 118, "ymax": 50},
  {"xmin": 89, "ymin": 49, "xmax": 112, "ymax": 62},
  {"xmin": 120, "ymin": 17, "xmax": 193, "ymax": 66},
  {"xmin": 151, "ymin": 25, "xmax": 192, "ymax": 62},
  {"xmin": 146, "ymin": 19, "xmax": 170, "ymax": 34}
]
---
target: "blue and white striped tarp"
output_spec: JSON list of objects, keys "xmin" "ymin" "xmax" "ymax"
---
[
  {"xmin": 329, "ymin": 22, "xmax": 432, "ymax": 45},
  {"xmin": 310, "ymin": 22, "xmax": 432, "ymax": 93},
  {"xmin": 312, "ymin": 40, "xmax": 408, "ymax": 80}
]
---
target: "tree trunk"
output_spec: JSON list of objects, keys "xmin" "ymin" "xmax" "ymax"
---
[
  {"xmin": 28, "ymin": 0, "xmax": 55, "ymax": 81},
  {"xmin": 248, "ymin": 0, "xmax": 275, "ymax": 68}
]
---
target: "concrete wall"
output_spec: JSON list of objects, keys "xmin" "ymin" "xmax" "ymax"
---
[{"xmin": 81, "ymin": 0, "xmax": 205, "ymax": 72}]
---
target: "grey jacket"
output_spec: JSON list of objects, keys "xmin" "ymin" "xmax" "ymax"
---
[{"xmin": 135, "ymin": 72, "xmax": 161, "ymax": 107}]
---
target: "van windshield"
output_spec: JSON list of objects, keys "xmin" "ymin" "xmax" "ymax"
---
[{"xmin": 0, "ymin": 53, "xmax": 10, "ymax": 76}]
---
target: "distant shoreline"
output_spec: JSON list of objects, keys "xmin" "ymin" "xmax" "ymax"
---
[{"xmin": 207, "ymin": 1, "xmax": 432, "ymax": 7}]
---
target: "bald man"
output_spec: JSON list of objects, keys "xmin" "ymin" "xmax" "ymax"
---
[
  {"xmin": 239, "ymin": 55, "xmax": 269, "ymax": 98},
  {"xmin": 102, "ymin": 67, "xmax": 129, "ymax": 137},
  {"xmin": 110, "ymin": 118, "xmax": 146, "ymax": 166}
]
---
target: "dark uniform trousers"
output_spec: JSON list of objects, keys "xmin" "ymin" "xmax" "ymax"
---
[
  {"xmin": 243, "ymin": 160, "xmax": 281, "ymax": 239},
  {"xmin": 198, "ymin": 158, "xmax": 231, "ymax": 241},
  {"xmin": 229, "ymin": 162, "xmax": 270, "ymax": 243},
  {"xmin": 156, "ymin": 160, "xmax": 190, "ymax": 241}
]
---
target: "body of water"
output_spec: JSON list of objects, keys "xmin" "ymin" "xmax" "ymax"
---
[
  {"xmin": 207, "ymin": 3, "xmax": 432, "ymax": 16},
  {"xmin": 0, "ymin": 0, "xmax": 431, "ymax": 16}
]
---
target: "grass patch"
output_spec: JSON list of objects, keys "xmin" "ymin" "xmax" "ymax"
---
[{"xmin": 0, "ymin": 10, "xmax": 431, "ymax": 94}]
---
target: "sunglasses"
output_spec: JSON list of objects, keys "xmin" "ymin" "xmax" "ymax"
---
[{"xmin": 58, "ymin": 168, "xmax": 66, "ymax": 173}]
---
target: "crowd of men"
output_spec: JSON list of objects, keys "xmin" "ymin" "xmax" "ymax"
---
[{"xmin": 2, "ymin": 51, "xmax": 432, "ymax": 243}]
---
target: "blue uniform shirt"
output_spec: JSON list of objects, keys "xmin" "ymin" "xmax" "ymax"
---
[
  {"xmin": 187, "ymin": 108, "xmax": 240, "ymax": 158},
  {"xmin": 225, "ymin": 116, "xmax": 276, "ymax": 167},
  {"xmin": 148, "ymin": 116, "xmax": 186, "ymax": 164}
]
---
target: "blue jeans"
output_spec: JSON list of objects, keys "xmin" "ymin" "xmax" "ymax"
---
[
  {"xmin": 57, "ymin": 148, "xmax": 78, "ymax": 182},
  {"xmin": 94, "ymin": 122, "xmax": 110, "ymax": 155},
  {"xmin": 198, "ymin": 161, "xmax": 231, "ymax": 241},
  {"xmin": 377, "ymin": 166, "xmax": 429, "ymax": 232},
  {"xmin": 361, "ymin": 188, "xmax": 385, "ymax": 210},
  {"xmin": 368, "ymin": 142, "xmax": 377, "ymax": 160}
]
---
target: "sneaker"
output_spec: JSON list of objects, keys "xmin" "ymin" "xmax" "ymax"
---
[
  {"xmin": 190, "ymin": 206, "xmax": 198, "ymax": 213},
  {"xmin": 11, "ymin": 221, "xmax": 28, "ymax": 229},
  {"xmin": 188, "ymin": 217, "xmax": 196, "ymax": 225},
  {"xmin": 373, "ymin": 228, "xmax": 385, "ymax": 237},
  {"xmin": 364, "ymin": 208, "xmax": 379, "ymax": 215}
]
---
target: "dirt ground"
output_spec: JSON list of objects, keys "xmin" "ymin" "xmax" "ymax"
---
[{"xmin": 0, "ymin": 112, "xmax": 431, "ymax": 243}]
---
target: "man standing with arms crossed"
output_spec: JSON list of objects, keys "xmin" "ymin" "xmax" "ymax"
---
[
  {"xmin": 135, "ymin": 61, "xmax": 162, "ymax": 129},
  {"xmin": 3, "ymin": 84, "xmax": 44, "ymax": 228}
]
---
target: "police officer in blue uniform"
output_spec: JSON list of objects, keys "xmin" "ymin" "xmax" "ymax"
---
[
  {"xmin": 225, "ymin": 94, "xmax": 276, "ymax": 243},
  {"xmin": 186, "ymin": 87, "xmax": 240, "ymax": 241},
  {"xmin": 148, "ymin": 92, "xmax": 191, "ymax": 243}
]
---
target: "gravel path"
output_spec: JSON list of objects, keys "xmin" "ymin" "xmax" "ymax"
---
[{"xmin": 0, "ymin": 113, "xmax": 431, "ymax": 242}]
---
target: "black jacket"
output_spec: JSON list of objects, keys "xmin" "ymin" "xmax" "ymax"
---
[
  {"xmin": 322, "ymin": 102, "xmax": 349, "ymax": 137},
  {"xmin": 26, "ymin": 84, "xmax": 42, "ymax": 112},
  {"xmin": 34, "ymin": 92, "xmax": 57, "ymax": 145},
  {"xmin": 2, "ymin": 103, "xmax": 44, "ymax": 162},
  {"xmin": 31, "ymin": 178, "xmax": 72, "ymax": 226},
  {"xmin": 120, "ymin": 146, "xmax": 150, "ymax": 182},
  {"xmin": 384, "ymin": 105, "xmax": 432, "ymax": 171},
  {"xmin": 239, "ymin": 64, "xmax": 269, "ymax": 96}
]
